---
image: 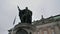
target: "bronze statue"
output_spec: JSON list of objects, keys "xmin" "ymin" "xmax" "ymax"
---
[{"xmin": 17, "ymin": 6, "xmax": 32, "ymax": 24}]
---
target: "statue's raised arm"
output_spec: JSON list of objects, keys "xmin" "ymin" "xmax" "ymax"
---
[
  {"xmin": 17, "ymin": 5, "xmax": 22, "ymax": 22},
  {"xmin": 17, "ymin": 5, "xmax": 21, "ymax": 11}
]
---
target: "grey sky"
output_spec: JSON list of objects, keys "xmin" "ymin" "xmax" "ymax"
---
[{"xmin": 0, "ymin": 0, "xmax": 60, "ymax": 34}]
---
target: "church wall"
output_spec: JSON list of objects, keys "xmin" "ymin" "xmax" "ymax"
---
[
  {"xmin": 8, "ymin": 21, "xmax": 60, "ymax": 34},
  {"xmin": 34, "ymin": 21, "xmax": 60, "ymax": 34}
]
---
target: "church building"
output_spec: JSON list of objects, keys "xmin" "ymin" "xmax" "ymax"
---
[{"xmin": 8, "ymin": 14, "xmax": 60, "ymax": 34}]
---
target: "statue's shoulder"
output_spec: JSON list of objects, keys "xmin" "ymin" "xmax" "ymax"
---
[
  {"xmin": 28, "ymin": 10, "xmax": 32, "ymax": 13},
  {"xmin": 27, "ymin": 9, "xmax": 32, "ymax": 11}
]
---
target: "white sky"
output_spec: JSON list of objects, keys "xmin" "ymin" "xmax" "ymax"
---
[{"xmin": 0, "ymin": 0, "xmax": 60, "ymax": 34}]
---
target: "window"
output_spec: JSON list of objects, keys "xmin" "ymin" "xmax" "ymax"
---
[{"xmin": 16, "ymin": 29, "xmax": 28, "ymax": 34}]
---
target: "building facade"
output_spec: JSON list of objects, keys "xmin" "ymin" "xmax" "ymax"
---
[{"xmin": 8, "ymin": 14, "xmax": 60, "ymax": 34}]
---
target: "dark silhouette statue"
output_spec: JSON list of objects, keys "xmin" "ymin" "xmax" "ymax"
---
[{"xmin": 17, "ymin": 6, "xmax": 32, "ymax": 24}]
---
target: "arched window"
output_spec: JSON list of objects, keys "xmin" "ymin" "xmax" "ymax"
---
[{"xmin": 16, "ymin": 29, "xmax": 28, "ymax": 34}]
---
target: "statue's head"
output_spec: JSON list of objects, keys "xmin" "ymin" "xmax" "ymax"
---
[{"xmin": 25, "ymin": 7, "xmax": 28, "ymax": 10}]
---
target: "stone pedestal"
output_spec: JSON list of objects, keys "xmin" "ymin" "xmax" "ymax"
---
[{"xmin": 8, "ymin": 23, "xmax": 36, "ymax": 34}]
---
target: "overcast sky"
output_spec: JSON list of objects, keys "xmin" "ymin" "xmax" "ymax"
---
[{"xmin": 0, "ymin": 0, "xmax": 60, "ymax": 34}]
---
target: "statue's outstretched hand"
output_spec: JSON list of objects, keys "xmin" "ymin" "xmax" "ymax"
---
[
  {"xmin": 17, "ymin": 5, "xmax": 21, "ymax": 11},
  {"xmin": 17, "ymin": 5, "xmax": 19, "ymax": 9}
]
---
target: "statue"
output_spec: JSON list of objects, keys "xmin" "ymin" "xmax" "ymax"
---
[{"xmin": 17, "ymin": 6, "xmax": 32, "ymax": 24}]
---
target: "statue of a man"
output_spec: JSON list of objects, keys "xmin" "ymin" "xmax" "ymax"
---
[{"xmin": 17, "ymin": 6, "xmax": 32, "ymax": 24}]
